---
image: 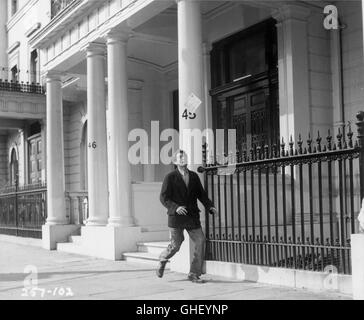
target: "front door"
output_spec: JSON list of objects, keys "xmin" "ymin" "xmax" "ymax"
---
[{"xmin": 29, "ymin": 135, "xmax": 42, "ymax": 184}]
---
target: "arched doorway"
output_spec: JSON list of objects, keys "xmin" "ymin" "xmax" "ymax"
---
[
  {"xmin": 80, "ymin": 121, "xmax": 88, "ymax": 191},
  {"xmin": 10, "ymin": 148, "xmax": 18, "ymax": 185}
]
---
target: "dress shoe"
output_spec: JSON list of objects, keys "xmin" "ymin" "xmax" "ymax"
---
[
  {"xmin": 187, "ymin": 274, "xmax": 205, "ymax": 283},
  {"xmin": 156, "ymin": 261, "xmax": 167, "ymax": 278}
]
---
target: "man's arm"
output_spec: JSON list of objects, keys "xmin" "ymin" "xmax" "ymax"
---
[{"xmin": 160, "ymin": 174, "xmax": 179, "ymax": 215}]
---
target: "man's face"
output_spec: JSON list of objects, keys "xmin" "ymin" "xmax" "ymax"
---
[{"xmin": 174, "ymin": 152, "xmax": 188, "ymax": 168}]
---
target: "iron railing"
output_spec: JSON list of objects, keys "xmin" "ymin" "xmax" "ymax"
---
[
  {"xmin": 199, "ymin": 112, "xmax": 364, "ymax": 275},
  {"xmin": 0, "ymin": 79, "xmax": 44, "ymax": 95},
  {"xmin": 0, "ymin": 181, "xmax": 47, "ymax": 239}
]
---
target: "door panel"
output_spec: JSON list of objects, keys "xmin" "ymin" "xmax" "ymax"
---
[{"xmin": 29, "ymin": 136, "xmax": 42, "ymax": 184}]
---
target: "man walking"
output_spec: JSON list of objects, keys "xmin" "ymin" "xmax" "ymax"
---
[{"xmin": 157, "ymin": 150, "xmax": 217, "ymax": 283}]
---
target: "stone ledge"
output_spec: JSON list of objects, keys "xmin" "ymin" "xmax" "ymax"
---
[{"xmin": 205, "ymin": 260, "xmax": 352, "ymax": 297}]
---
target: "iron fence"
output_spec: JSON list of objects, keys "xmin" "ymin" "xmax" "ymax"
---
[
  {"xmin": 0, "ymin": 78, "xmax": 44, "ymax": 94},
  {"xmin": 0, "ymin": 181, "xmax": 47, "ymax": 239},
  {"xmin": 199, "ymin": 112, "xmax": 364, "ymax": 275}
]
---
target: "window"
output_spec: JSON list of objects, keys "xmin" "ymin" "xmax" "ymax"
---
[
  {"xmin": 11, "ymin": 0, "xmax": 18, "ymax": 16},
  {"xmin": 11, "ymin": 65, "xmax": 18, "ymax": 82},
  {"xmin": 10, "ymin": 148, "xmax": 18, "ymax": 185},
  {"xmin": 30, "ymin": 50, "xmax": 39, "ymax": 83}
]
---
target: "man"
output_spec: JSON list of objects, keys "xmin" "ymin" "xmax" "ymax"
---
[{"xmin": 157, "ymin": 150, "xmax": 217, "ymax": 283}]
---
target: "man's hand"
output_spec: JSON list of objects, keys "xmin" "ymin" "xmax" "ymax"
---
[
  {"xmin": 176, "ymin": 206, "xmax": 187, "ymax": 215},
  {"xmin": 209, "ymin": 207, "xmax": 218, "ymax": 215}
]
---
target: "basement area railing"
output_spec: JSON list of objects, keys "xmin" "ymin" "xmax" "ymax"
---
[
  {"xmin": 0, "ymin": 182, "xmax": 47, "ymax": 239},
  {"xmin": 199, "ymin": 112, "xmax": 364, "ymax": 275}
]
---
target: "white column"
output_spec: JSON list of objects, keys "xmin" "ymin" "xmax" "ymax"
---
[
  {"xmin": 85, "ymin": 43, "xmax": 109, "ymax": 226},
  {"xmin": 0, "ymin": 0, "xmax": 7, "ymax": 80},
  {"xmin": 45, "ymin": 72, "xmax": 67, "ymax": 225},
  {"xmin": 178, "ymin": 0, "xmax": 205, "ymax": 170},
  {"xmin": 40, "ymin": 119, "xmax": 47, "ymax": 183},
  {"xmin": 171, "ymin": 0, "xmax": 207, "ymax": 275},
  {"xmin": 106, "ymin": 32, "xmax": 134, "ymax": 227},
  {"xmin": 203, "ymin": 42, "xmax": 213, "ymax": 144},
  {"xmin": 273, "ymin": 5, "xmax": 311, "ymax": 142}
]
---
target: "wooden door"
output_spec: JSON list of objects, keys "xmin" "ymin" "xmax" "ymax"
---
[
  {"xmin": 231, "ymin": 88, "xmax": 268, "ymax": 154},
  {"xmin": 29, "ymin": 135, "xmax": 42, "ymax": 184}
]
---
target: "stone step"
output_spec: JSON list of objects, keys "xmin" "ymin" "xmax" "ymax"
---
[
  {"xmin": 56, "ymin": 242, "xmax": 89, "ymax": 257},
  {"xmin": 137, "ymin": 241, "xmax": 169, "ymax": 255},
  {"xmin": 68, "ymin": 235, "xmax": 82, "ymax": 245},
  {"xmin": 122, "ymin": 252, "xmax": 170, "ymax": 268}
]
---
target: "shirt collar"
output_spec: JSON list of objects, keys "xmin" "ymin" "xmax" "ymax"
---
[{"xmin": 177, "ymin": 167, "xmax": 189, "ymax": 176}]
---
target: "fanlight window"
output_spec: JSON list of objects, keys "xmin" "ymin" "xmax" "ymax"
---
[{"xmin": 51, "ymin": 0, "xmax": 75, "ymax": 19}]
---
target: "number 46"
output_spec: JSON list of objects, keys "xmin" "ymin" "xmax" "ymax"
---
[{"xmin": 88, "ymin": 141, "xmax": 97, "ymax": 149}]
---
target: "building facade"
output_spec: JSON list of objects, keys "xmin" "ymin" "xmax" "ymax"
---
[{"xmin": 1, "ymin": 0, "xmax": 364, "ymax": 293}]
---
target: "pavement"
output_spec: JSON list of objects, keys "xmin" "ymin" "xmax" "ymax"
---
[{"xmin": 0, "ymin": 237, "xmax": 352, "ymax": 300}]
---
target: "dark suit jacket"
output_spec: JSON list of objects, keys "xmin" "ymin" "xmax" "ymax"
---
[{"xmin": 160, "ymin": 168, "xmax": 214, "ymax": 229}]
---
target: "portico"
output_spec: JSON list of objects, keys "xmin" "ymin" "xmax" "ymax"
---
[{"xmin": 36, "ymin": 0, "xmax": 219, "ymax": 262}]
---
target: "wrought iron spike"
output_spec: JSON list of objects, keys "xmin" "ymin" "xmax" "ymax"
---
[
  {"xmin": 307, "ymin": 132, "xmax": 312, "ymax": 153},
  {"xmin": 289, "ymin": 135, "xmax": 294, "ymax": 156},
  {"xmin": 316, "ymin": 131, "xmax": 322, "ymax": 152},
  {"xmin": 264, "ymin": 144, "xmax": 269, "ymax": 159},
  {"xmin": 297, "ymin": 134, "xmax": 303, "ymax": 154},
  {"xmin": 337, "ymin": 127, "xmax": 343, "ymax": 149},
  {"xmin": 347, "ymin": 122, "xmax": 353, "ymax": 148}
]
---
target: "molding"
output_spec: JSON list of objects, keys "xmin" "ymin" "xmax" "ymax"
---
[
  {"xmin": 128, "ymin": 56, "xmax": 177, "ymax": 74},
  {"xmin": 203, "ymin": 2, "xmax": 238, "ymax": 22},
  {"xmin": 25, "ymin": 22, "xmax": 42, "ymax": 38},
  {"xmin": 128, "ymin": 79, "xmax": 144, "ymax": 90},
  {"xmin": 7, "ymin": 41, "xmax": 20, "ymax": 55},
  {"xmin": 272, "ymin": 4, "xmax": 311, "ymax": 23},
  {"xmin": 132, "ymin": 32, "xmax": 177, "ymax": 46}
]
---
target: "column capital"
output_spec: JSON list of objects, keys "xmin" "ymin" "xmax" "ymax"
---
[
  {"xmin": 83, "ymin": 42, "xmax": 106, "ymax": 58},
  {"xmin": 104, "ymin": 28, "xmax": 134, "ymax": 44},
  {"xmin": 43, "ymin": 70, "xmax": 64, "ymax": 82},
  {"xmin": 272, "ymin": 4, "xmax": 311, "ymax": 23}
]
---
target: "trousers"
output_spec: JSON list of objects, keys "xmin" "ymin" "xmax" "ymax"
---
[{"xmin": 159, "ymin": 227, "xmax": 206, "ymax": 277}]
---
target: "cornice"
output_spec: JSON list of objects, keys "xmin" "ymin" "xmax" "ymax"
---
[
  {"xmin": 7, "ymin": 41, "xmax": 20, "ymax": 54},
  {"xmin": 25, "ymin": 22, "xmax": 42, "ymax": 38},
  {"xmin": 29, "ymin": 0, "xmax": 92, "ymax": 49}
]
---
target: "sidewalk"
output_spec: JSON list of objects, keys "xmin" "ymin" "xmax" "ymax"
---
[{"xmin": 0, "ymin": 238, "xmax": 351, "ymax": 300}]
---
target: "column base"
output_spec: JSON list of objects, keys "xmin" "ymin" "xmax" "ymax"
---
[
  {"xmin": 170, "ymin": 230, "xmax": 206, "ymax": 275},
  {"xmin": 351, "ymin": 233, "xmax": 364, "ymax": 300},
  {"xmin": 107, "ymin": 217, "xmax": 135, "ymax": 227},
  {"xmin": 42, "ymin": 224, "xmax": 80, "ymax": 250},
  {"xmin": 86, "ymin": 218, "xmax": 108, "ymax": 226},
  {"xmin": 79, "ymin": 225, "xmax": 143, "ymax": 260},
  {"xmin": 45, "ymin": 218, "xmax": 69, "ymax": 225}
]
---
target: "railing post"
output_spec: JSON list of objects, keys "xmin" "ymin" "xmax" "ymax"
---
[
  {"xmin": 356, "ymin": 111, "xmax": 364, "ymax": 210},
  {"xmin": 202, "ymin": 142, "xmax": 210, "ymax": 260},
  {"xmin": 15, "ymin": 174, "xmax": 19, "ymax": 237}
]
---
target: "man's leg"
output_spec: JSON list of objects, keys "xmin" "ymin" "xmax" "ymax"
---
[
  {"xmin": 157, "ymin": 228, "xmax": 184, "ymax": 278},
  {"xmin": 187, "ymin": 228, "xmax": 206, "ymax": 278}
]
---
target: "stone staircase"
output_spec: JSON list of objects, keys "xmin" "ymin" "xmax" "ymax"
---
[
  {"xmin": 56, "ymin": 228, "xmax": 170, "ymax": 266},
  {"xmin": 122, "ymin": 241, "xmax": 169, "ymax": 268}
]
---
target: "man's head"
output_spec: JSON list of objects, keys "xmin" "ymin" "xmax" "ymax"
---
[{"xmin": 173, "ymin": 150, "xmax": 188, "ymax": 168}]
